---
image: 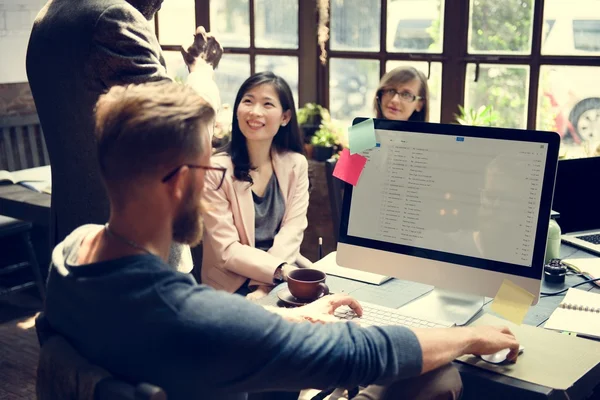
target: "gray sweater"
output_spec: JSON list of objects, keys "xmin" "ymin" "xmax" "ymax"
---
[{"xmin": 44, "ymin": 225, "xmax": 423, "ymax": 400}]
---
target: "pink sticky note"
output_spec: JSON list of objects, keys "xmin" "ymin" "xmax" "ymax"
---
[{"xmin": 333, "ymin": 148, "xmax": 368, "ymax": 186}]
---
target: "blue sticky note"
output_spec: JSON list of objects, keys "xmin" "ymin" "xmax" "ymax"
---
[{"xmin": 348, "ymin": 118, "xmax": 377, "ymax": 155}]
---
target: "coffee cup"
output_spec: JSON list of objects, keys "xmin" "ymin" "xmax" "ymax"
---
[
  {"xmin": 287, "ymin": 269, "xmax": 329, "ymax": 301},
  {"xmin": 287, "ymin": 268, "xmax": 329, "ymax": 301}
]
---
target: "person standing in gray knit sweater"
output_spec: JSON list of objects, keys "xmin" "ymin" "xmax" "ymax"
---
[{"xmin": 26, "ymin": 0, "xmax": 221, "ymax": 272}]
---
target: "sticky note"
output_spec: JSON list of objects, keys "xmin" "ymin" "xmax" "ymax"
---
[
  {"xmin": 333, "ymin": 148, "xmax": 368, "ymax": 186},
  {"xmin": 490, "ymin": 279, "xmax": 535, "ymax": 325},
  {"xmin": 348, "ymin": 118, "xmax": 377, "ymax": 154}
]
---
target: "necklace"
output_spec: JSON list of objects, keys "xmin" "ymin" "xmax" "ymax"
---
[{"xmin": 104, "ymin": 223, "xmax": 153, "ymax": 255}]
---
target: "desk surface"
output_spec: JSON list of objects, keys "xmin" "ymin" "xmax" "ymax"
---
[
  {"xmin": 0, "ymin": 184, "xmax": 50, "ymax": 225},
  {"xmin": 256, "ymin": 244, "xmax": 600, "ymax": 399}
]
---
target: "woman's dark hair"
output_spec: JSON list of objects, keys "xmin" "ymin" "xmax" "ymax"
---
[{"xmin": 224, "ymin": 71, "xmax": 304, "ymax": 183}]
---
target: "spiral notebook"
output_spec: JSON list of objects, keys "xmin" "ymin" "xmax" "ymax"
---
[{"xmin": 544, "ymin": 288, "xmax": 600, "ymax": 339}]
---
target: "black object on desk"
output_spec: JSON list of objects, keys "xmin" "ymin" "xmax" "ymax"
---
[
  {"xmin": 552, "ymin": 157, "xmax": 600, "ymax": 234},
  {"xmin": 318, "ymin": 237, "xmax": 323, "ymax": 260}
]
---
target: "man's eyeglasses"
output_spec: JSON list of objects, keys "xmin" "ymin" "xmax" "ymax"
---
[
  {"xmin": 380, "ymin": 88, "xmax": 422, "ymax": 103},
  {"xmin": 161, "ymin": 165, "xmax": 227, "ymax": 190}
]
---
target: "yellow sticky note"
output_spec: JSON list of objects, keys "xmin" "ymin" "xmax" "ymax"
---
[{"xmin": 490, "ymin": 279, "xmax": 535, "ymax": 325}]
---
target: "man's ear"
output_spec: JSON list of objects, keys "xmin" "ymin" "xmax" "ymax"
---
[{"xmin": 167, "ymin": 166, "xmax": 190, "ymax": 202}]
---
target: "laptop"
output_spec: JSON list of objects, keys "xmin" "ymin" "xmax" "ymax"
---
[
  {"xmin": 553, "ymin": 156, "xmax": 600, "ymax": 255},
  {"xmin": 561, "ymin": 230, "xmax": 600, "ymax": 255}
]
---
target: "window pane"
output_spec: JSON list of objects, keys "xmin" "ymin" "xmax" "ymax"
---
[
  {"xmin": 255, "ymin": 0, "xmax": 298, "ymax": 49},
  {"xmin": 330, "ymin": 0, "xmax": 380, "ymax": 51},
  {"xmin": 157, "ymin": 0, "xmax": 195, "ymax": 45},
  {"xmin": 329, "ymin": 58, "xmax": 380, "ymax": 126},
  {"xmin": 385, "ymin": 61, "xmax": 443, "ymax": 122},
  {"xmin": 537, "ymin": 66, "xmax": 600, "ymax": 158},
  {"xmin": 386, "ymin": 0, "xmax": 444, "ymax": 53},
  {"xmin": 542, "ymin": 0, "xmax": 600, "ymax": 55},
  {"xmin": 468, "ymin": 0, "xmax": 534, "ymax": 54},
  {"xmin": 464, "ymin": 64, "xmax": 529, "ymax": 129},
  {"xmin": 256, "ymin": 56, "xmax": 299, "ymax": 107},
  {"xmin": 214, "ymin": 54, "xmax": 251, "ymax": 107},
  {"xmin": 162, "ymin": 51, "xmax": 189, "ymax": 82},
  {"xmin": 210, "ymin": 0, "xmax": 250, "ymax": 48}
]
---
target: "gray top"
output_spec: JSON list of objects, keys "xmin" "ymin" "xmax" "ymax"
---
[{"xmin": 253, "ymin": 173, "xmax": 285, "ymax": 252}]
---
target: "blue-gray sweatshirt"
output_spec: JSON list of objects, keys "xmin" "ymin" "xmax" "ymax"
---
[{"xmin": 44, "ymin": 225, "xmax": 423, "ymax": 399}]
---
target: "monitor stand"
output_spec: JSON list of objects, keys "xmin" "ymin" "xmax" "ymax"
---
[{"xmin": 398, "ymin": 288, "xmax": 485, "ymax": 326}]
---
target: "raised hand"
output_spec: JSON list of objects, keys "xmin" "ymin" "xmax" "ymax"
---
[{"xmin": 181, "ymin": 26, "xmax": 223, "ymax": 71}]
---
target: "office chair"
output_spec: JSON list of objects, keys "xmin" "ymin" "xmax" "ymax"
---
[
  {"xmin": 35, "ymin": 313, "xmax": 167, "ymax": 400},
  {"xmin": 324, "ymin": 159, "xmax": 344, "ymax": 244}
]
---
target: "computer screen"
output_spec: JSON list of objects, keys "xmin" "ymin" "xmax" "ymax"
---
[{"xmin": 337, "ymin": 119, "xmax": 560, "ymax": 303}]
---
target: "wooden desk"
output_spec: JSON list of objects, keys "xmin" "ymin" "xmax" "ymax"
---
[
  {"xmin": 256, "ymin": 244, "xmax": 600, "ymax": 399},
  {"xmin": 0, "ymin": 184, "xmax": 50, "ymax": 226}
]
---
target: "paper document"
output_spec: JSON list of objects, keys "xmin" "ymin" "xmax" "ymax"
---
[{"xmin": 314, "ymin": 252, "xmax": 391, "ymax": 285}]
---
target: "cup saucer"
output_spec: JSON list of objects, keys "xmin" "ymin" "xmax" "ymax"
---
[{"xmin": 277, "ymin": 288, "xmax": 324, "ymax": 306}]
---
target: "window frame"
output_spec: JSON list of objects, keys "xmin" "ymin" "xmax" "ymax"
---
[
  {"xmin": 154, "ymin": 0, "xmax": 315, "ymax": 106},
  {"xmin": 153, "ymin": 0, "xmax": 600, "ymax": 129}
]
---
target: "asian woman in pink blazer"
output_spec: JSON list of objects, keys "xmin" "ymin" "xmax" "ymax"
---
[{"xmin": 201, "ymin": 72, "xmax": 312, "ymax": 299}]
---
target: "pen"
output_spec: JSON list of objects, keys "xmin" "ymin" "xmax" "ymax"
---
[{"xmin": 318, "ymin": 237, "xmax": 323, "ymax": 260}]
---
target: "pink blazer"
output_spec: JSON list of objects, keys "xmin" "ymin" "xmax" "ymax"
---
[{"xmin": 201, "ymin": 150, "xmax": 313, "ymax": 293}]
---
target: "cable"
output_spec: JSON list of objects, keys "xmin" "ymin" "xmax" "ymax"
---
[{"xmin": 540, "ymin": 277, "xmax": 600, "ymax": 297}]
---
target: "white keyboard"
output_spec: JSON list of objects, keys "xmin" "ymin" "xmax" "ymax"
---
[{"xmin": 334, "ymin": 301, "xmax": 454, "ymax": 328}]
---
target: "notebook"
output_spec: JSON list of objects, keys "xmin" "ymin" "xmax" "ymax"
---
[
  {"xmin": 0, "ymin": 166, "xmax": 52, "ymax": 194},
  {"xmin": 544, "ymin": 288, "xmax": 600, "ymax": 339}
]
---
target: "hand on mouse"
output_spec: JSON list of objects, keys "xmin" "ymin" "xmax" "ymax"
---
[{"xmin": 465, "ymin": 325, "xmax": 520, "ymax": 362}]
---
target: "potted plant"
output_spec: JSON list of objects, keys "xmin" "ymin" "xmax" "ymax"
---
[
  {"xmin": 212, "ymin": 104, "xmax": 233, "ymax": 151},
  {"xmin": 311, "ymin": 120, "xmax": 340, "ymax": 161},
  {"xmin": 297, "ymin": 103, "xmax": 330, "ymax": 144},
  {"xmin": 454, "ymin": 105, "xmax": 498, "ymax": 127}
]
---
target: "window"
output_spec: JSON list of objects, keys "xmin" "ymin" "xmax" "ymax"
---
[
  {"xmin": 154, "ymin": 0, "xmax": 600, "ymax": 159},
  {"xmin": 393, "ymin": 20, "xmax": 435, "ymax": 51},
  {"xmin": 573, "ymin": 20, "xmax": 600, "ymax": 52},
  {"xmin": 464, "ymin": 64, "xmax": 530, "ymax": 129},
  {"xmin": 327, "ymin": 0, "xmax": 445, "ymax": 128},
  {"xmin": 156, "ymin": 0, "xmax": 300, "ymax": 108},
  {"xmin": 537, "ymin": 66, "xmax": 600, "ymax": 158}
]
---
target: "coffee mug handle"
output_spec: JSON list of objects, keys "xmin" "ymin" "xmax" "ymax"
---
[{"xmin": 318, "ymin": 283, "xmax": 329, "ymax": 297}]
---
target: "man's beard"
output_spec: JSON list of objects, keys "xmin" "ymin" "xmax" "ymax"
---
[{"xmin": 172, "ymin": 183, "xmax": 204, "ymax": 247}]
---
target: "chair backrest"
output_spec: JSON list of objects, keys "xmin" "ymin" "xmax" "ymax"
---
[
  {"xmin": 35, "ymin": 314, "xmax": 167, "ymax": 400},
  {"xmin": 324, "ymin": 159, "xmax": 344, "ymax": 243},
  {"xmin": 0, "ymin": 114, "xmax": 50, "ymax": 171}
]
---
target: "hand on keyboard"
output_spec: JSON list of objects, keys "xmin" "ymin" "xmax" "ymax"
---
[
  {"xmin": 334, "ymin": 301, "xmax": 454, "ymax": 329},
  {"xmin": 290, "ymin": 293, "xmax": 363, "ymax": 324}
]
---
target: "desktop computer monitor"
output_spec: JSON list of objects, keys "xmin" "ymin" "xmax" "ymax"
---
[{"xmin": 337, "ymin": 118, "xmax": 560, "ymax": 325}]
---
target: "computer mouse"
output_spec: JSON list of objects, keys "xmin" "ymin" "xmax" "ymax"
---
[{"xmin": 479, "ymin": 345, "xmax": 525, "ymax": 364}]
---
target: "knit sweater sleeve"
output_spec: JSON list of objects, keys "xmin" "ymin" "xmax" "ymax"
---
[{"xmin": 160, "ymin": 280, "xmax": 423, "ymax": 394}]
